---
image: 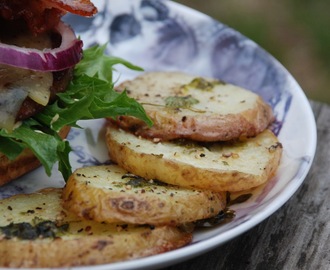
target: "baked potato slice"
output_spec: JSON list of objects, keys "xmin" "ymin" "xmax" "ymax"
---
[
  {"xmin": 0, "ymin": 189, "xmax": 192, "ymax": 268},
  {"xmin": 62, "ymin": 165, "xmax": 226, "ymax": 225},
  {"xmin": 106, "ymin": 125, "xmax": 282, "ymax": 192},
  {"xmin": 112, "ymin": 71, "xmax": 274, "ymax": 142}
]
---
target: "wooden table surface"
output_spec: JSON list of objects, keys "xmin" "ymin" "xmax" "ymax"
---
[{"xmin": 161, "ymin": 101, "xmax": 330, "ymax": 270}]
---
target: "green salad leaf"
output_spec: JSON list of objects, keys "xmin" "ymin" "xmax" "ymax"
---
[
  {"xmin": 0, "ymin": 44, "xmax": 151, "ymax": 181},
  {"xmin": 74, "ymin": 43, "xmax": 143, "ymax": 82}
]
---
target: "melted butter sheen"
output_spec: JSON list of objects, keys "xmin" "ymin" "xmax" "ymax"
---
[{"xmin": 0, "ymin": 33, "xmax": 53, "ymax": 131}]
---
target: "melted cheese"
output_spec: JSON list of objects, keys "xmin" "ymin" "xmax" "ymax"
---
[
  {"xmin": 0, "ymin": 65, "xmax": 53, "ymax": 130},
  {"xmin": 0, "ymin": 87, "xmax": 27, "ymax": 131},
  {"xmin": 0, "ymin": 33, "xmax": 53, "ymax": 131}
]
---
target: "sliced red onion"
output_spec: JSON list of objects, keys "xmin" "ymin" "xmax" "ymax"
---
[{"xmin": 0, "ymin": 22, "xmax": 83, "ymax": 72}]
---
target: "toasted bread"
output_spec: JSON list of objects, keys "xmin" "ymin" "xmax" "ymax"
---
[
  {"xmin": 113, "ymin": 71, "xmax": 274, "ymax": 142},
  {"xmin": 0, "ymin": 125, "xmax": 71, "ymax": 186},
  {"xmin": 62, "ymin": 165, "xmax": 226, "ymax": 225},
  {"xmin": 106, "ymin": 125, "xmax": 282, "ymax": 192},
  {"xmin": 0, "ymin": 188, "xmax": 192, "ymax": 268}
]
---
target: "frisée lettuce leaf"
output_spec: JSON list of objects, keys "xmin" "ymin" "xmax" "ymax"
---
[{"xmin": 0, "ymin": 44, "xmax": 151, "ymax": 181}]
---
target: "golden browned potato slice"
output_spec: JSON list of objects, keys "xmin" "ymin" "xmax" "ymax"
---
[
  {"xmin": 106, "ymin": 125, "xmax": 283, "ymax": 192},
  {"xmin": 62, "ymin": 165, "xmax": 226, "ymax": 225},
  {"xmin": 0, "ymin": 189, "xmax": 192, "ymax": 268},
  {"xmin": 113, "ymin": 71, "xmax": 274, "ymax": 142}
]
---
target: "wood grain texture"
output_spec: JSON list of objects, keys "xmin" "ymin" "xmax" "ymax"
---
[{"xmin": 160, "ymin": 101, "xmax": 330, "ymax": 270}]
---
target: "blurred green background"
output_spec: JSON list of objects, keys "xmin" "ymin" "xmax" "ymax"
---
[{"xmin": 176, "ymin": 0, "xmax": 330, "ymax": 104}]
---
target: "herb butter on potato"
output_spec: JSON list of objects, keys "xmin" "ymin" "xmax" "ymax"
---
[
  {"xmin": 0, "ymin": 189, "xmax": 192, "ymax": 268},
  {"xmin": 62, "ymin": 165, "xmax": 227, "ymax": 225},
  {"xmin": 106, "ymin": 124, "xmax": 282, "ymax": 192},
  {"xmin": 111, "ymin": 71, "xmax": 274, "ymax": 142}
]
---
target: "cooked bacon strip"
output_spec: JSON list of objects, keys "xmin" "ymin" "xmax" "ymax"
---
[
  {"xmin": 43, "ymin": 0, "xmax": 97, "ymax": 17},
  {"xmin": 0, "ymin": 0, "xmax": 97, "ymax": 34}
]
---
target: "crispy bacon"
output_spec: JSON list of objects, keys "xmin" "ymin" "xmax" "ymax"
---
[
  {"xmin": 45, "ymin": 0, "xmax": 97, "ymax": 17},
  {"xmin": 0, "ymin": 0, "xmax": 97, "ymax": 34}
]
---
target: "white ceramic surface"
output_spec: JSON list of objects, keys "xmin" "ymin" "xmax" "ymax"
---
[{"xmin": 0, "ymin": 1, "xmax": 317, "ymax": 269}]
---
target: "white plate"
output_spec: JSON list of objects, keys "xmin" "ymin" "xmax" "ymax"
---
[{"xmin": 0, "ymin": 0, "xmax": 317, "ymax": 269}]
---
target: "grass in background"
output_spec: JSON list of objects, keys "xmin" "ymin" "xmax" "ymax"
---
[{"xmin": 176, "ymin": 0, "xmax": 330, "ymax": 104}]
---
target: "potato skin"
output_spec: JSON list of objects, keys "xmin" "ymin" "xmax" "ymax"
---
[
  {"xmin": 0, "ymin": 188, "xmax": 192, "ymax": 268},
  {"xmin": 62, "ymin": 165, "xmax": 226, "ymax": 225},
  {"xmin": 106, "ymin": 125, "xmax": 283, "ymax": 192}
]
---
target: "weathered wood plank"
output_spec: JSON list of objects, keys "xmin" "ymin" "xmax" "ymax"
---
[{"xmin": 161, "ymin": 101, "xmax": 330, "ymax": 270}]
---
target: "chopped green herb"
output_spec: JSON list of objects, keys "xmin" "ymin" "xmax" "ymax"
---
[
  {"xmin": 164, "ymin": 95, "xmax": 199, "ymax": 109},
  {"xmin": 122, "ymin": 174, "xmax": 168, "ymax": 188},
  {"xmin": 194, "ymin": 208, "xmax": 235, "ymax": 227},
  {"xmin": 0, "ymin": 220, "xmax": 69, "ymax": 240},
  {"xmin": 181, "ymin": 77, "xmax": 224, "ymax": 92}
]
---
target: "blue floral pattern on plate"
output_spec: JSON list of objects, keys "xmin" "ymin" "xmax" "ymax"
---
[{"xmin": 0, "ymin": 1, "xmax": 316, "ymax": 269}]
